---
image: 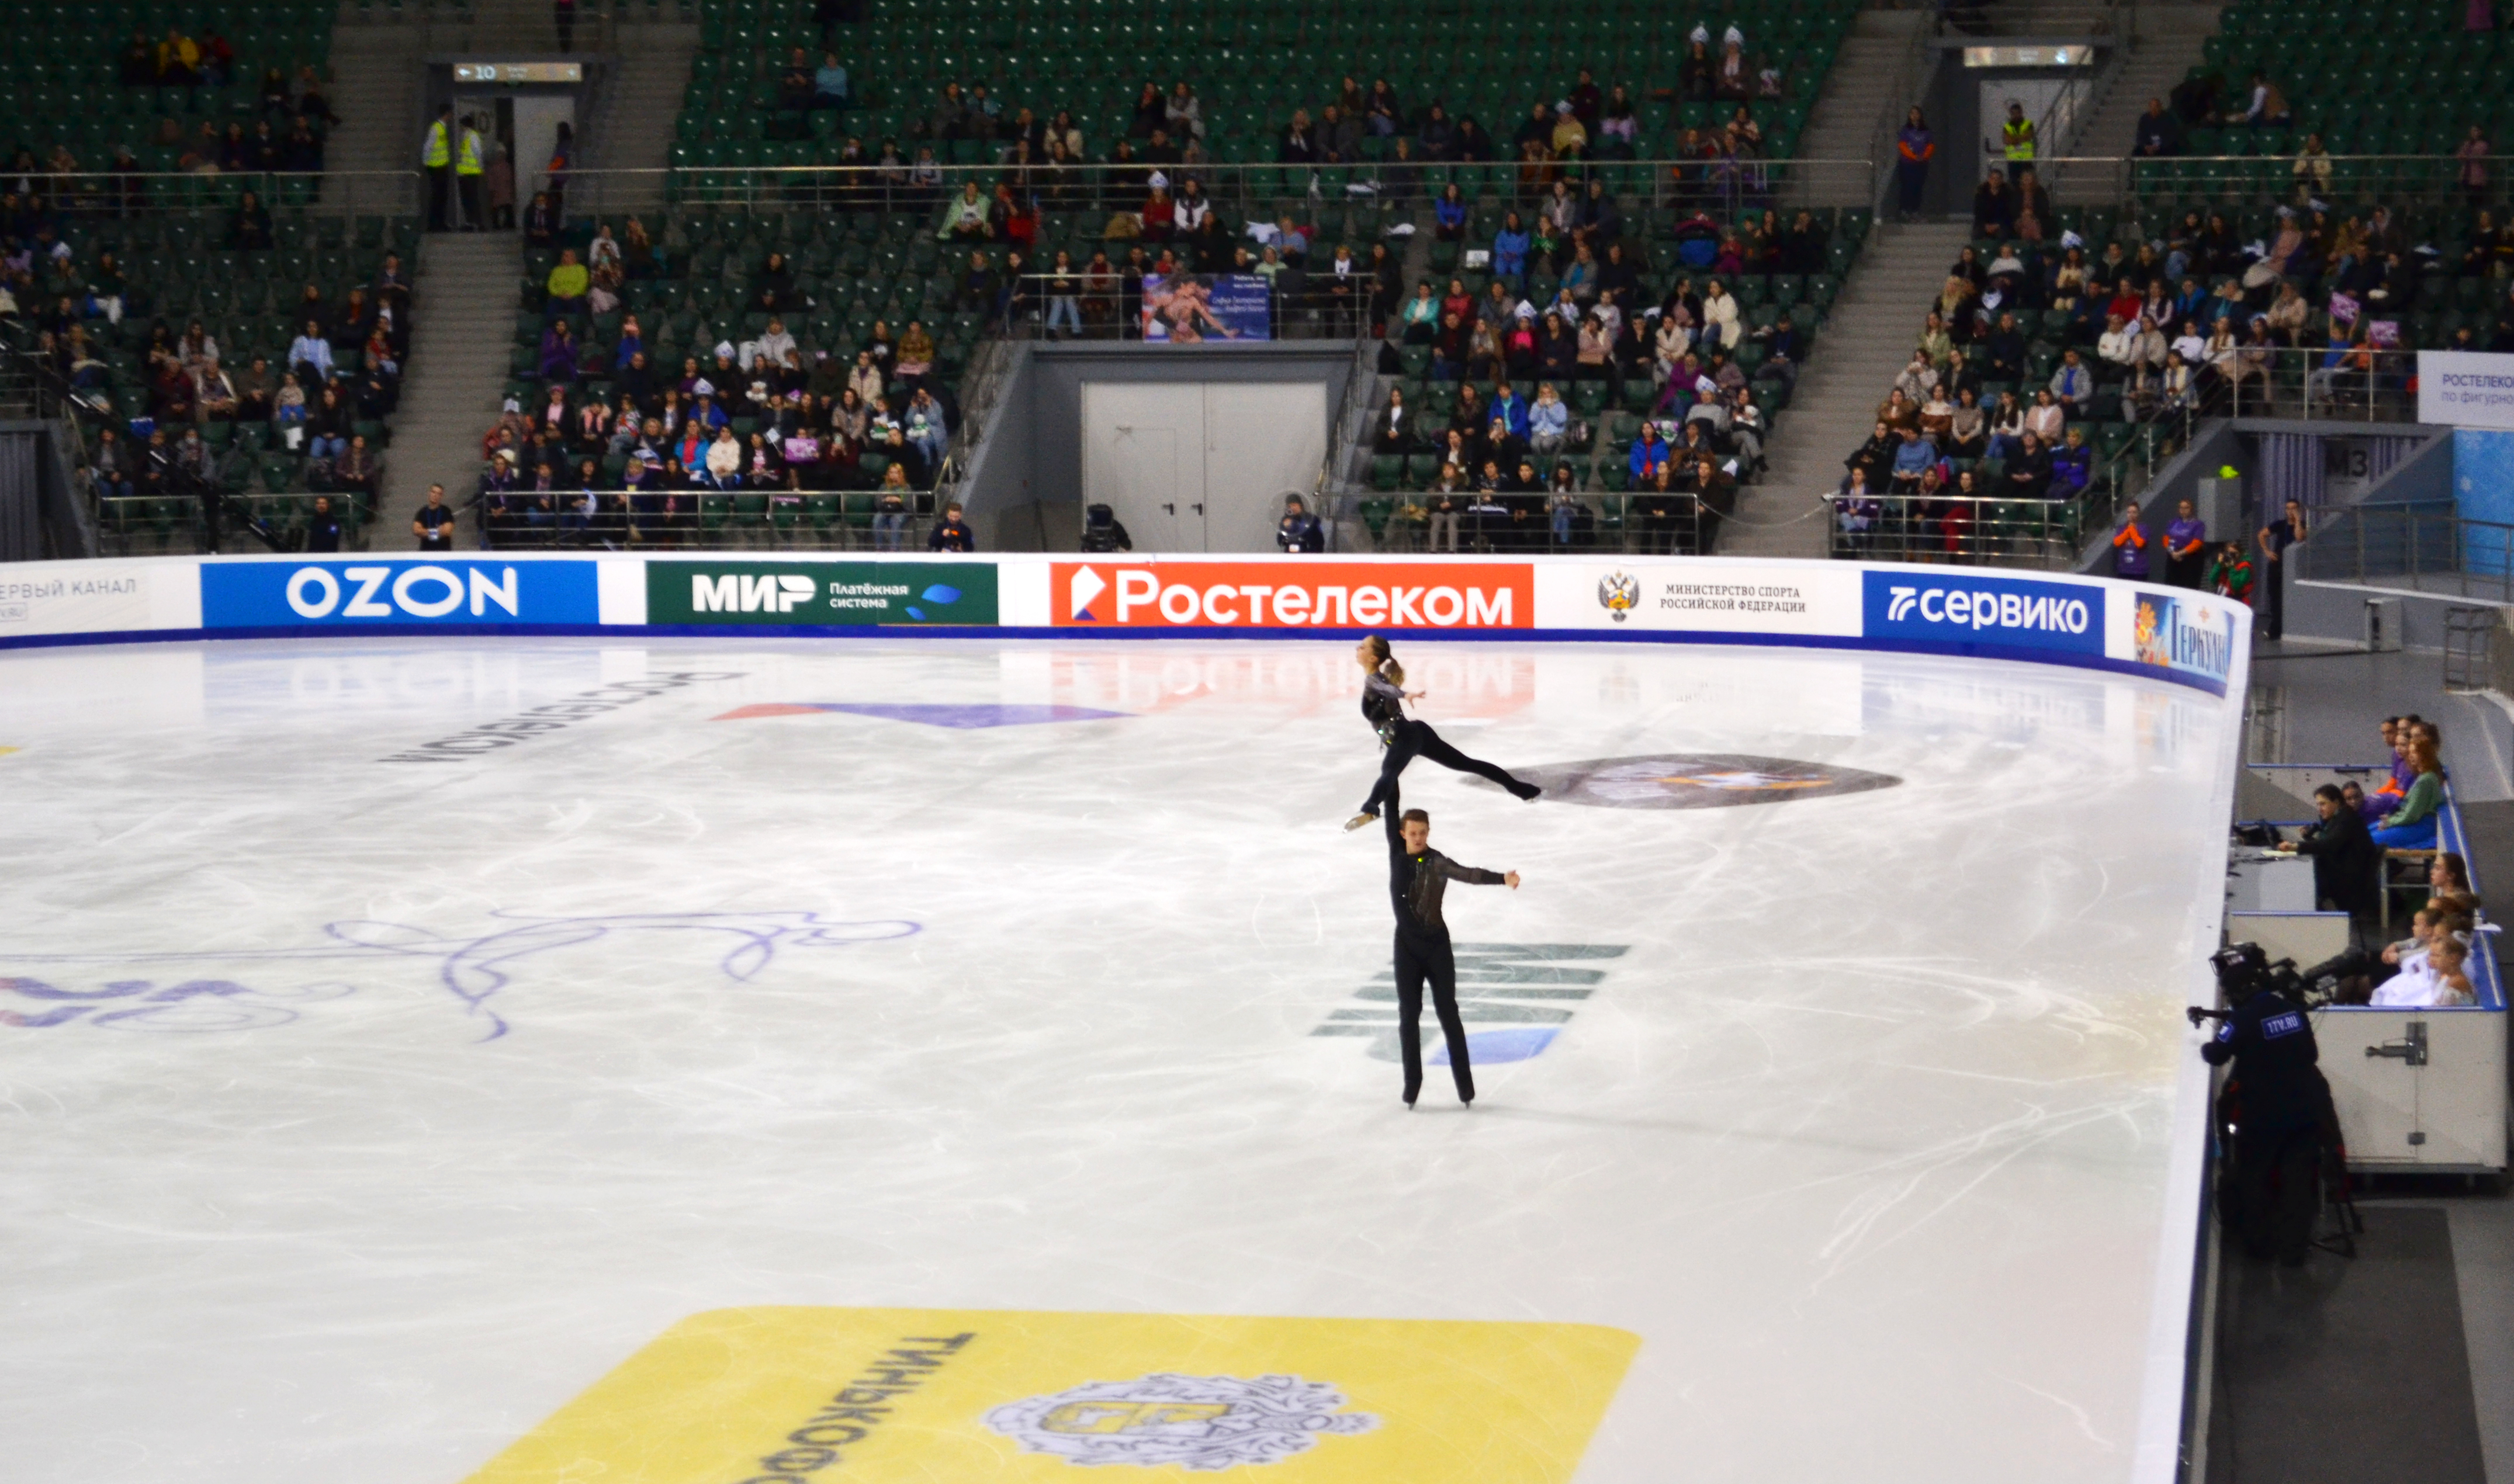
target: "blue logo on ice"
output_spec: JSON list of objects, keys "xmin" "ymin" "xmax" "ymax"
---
[
  {"xmin": 201, "ymin": 559, "xmax": 601, "ymax": 630},
  {"xmin": 1863, "ymin": 570, "xmax": 2104, "ymax": 655}
]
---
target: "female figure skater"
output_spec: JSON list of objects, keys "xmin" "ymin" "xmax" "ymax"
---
[{"xmin": 1345, "ymin": 636, "xmax": 1540, "ymax": 831}]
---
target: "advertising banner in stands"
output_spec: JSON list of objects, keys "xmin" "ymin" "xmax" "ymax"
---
[
  {"xmin": 646, "ymin": 560, "xmax": 999, "ymax": 626},
  {"xmin": 199, "ymin": 558, "xmax": 601, "ymax": 629},
  {"xmin": 2418, "ymin": 351, "xmax": 2514, "ymax": 429},
  {"xmin": 1139, "ymin": 273, "xmax": 1272, "ymax": 342},
  {"xmin": 1052, "ymin": 561, "xmax": 1533, "ymax": 630},
  {"xmin": 2129, "ymin": 588, "xmax": 2241, "ymax": 690},
  {"xmin": 1539, "ymin": 563, "xmax": 1862, "ymax": 635},
  {"xmin": 1859, "ymin": 569, "xmax": 2107, "ymax": 658}
]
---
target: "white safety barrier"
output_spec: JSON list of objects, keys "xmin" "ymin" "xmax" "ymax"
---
[
  {"xmin": 0, "ymin": 548, "xmax": 2257, "ymax": 1484},
  {"xmin": 0, "ymin": 552, "xmax": 2248, "ymax": 696}
]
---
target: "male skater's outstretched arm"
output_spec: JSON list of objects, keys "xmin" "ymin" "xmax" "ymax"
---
[{"xmin": 1383, "ymin": 784, "xmax": 1519, "ymax": 1108}]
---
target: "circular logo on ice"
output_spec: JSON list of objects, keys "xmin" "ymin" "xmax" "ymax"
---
[
  {"xmin": 1596, "ymin": 571, "xmax": 1640, "ymax": 623},
  {"xmin": 983, "ymin": 1374, "xmax": 1379, "ymax": 1470},
  {"xmin": 1502, "ymin": 753, "xmax": 1903, "ymax": 810}
]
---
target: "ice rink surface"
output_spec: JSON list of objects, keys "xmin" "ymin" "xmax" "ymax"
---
[{"xmin": 0, "ymin": 636, "xmax": 2236, "ymax": 1482}]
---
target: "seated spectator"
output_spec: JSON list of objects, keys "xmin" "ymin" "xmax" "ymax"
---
[
  {"xmin": 2373, "ymin": 736, "xmax": 2446, "ymax": 848},
  {"xmin": 937, "ymin": 181, "xmax": 993, "ymax": 241},
  {"xmin": 2049, "ymin": 348, "xmax": 2094, "ymax": 417},
  {"xmin": 288, "ymin": 318, "xmax": 333, "ymax": 384},
  {"xmin": 1526, "ymin": 382, "xmax": 1570, "ymax": 454},
  {"xmin": 194, "ymin": 356, "xmax": 237, "ymax": 421},
  {"xmin": 903, "ymin": 387, "xmax": 948, "ymax": 466},
  {"xmin": 2048, "ymin": 425, "xmax": 2092, "ymax": 500},
  {"xmin": 1847, "ymin": 421, "xmax": 1896, "ymax": 487},
  {"xmin": 545, "ymin": 249, "xmax": 589, "ymax": 318},
  {"xmin": 813, "ymin": 52, "xmax": 849, "ymax": 108},
  {"xmin": 1888, "ymin": 426, "xmax": 1936, "ymax": 492},
  {"xmin": 1492, "ymin": 211, "xmax": 1531, "ymax": 289},
  {"xmin": 2024, "ymin": 387, "xmax": 2066, "ymax": 443},
  {"xmin": 522, "ymin": 192, "xmax": 560, "ymax": 249},
  {"xmin": 337, "ymin": 433, "xmax": 379, "ymax": 502},
  {"xmin": 1835, "ymin": 464, "xmax": 1881, "ymax": 544},
  {"xmin": 2291, "ymin": 132, "xmax": 2333, "ymax": 204},
  {"xmin": 2422, "ymin": 849, "xmax": 2480, "ymax": 918},
  {"xmin": 2004, "ymin": 429, "xmax": 2052, "ymax": 498},
  {"xmin": 1984, "ymin": 310, "xmax": 2026, "ymax": 382},
  {"xmin": 230, "ymin": 190, "xmax": 273, "ymax": 251},
  {"xmin": 540, "ymin": 319, "xmax": 579, "ymax": 382},
  {"xmin": 2225, "ymin": 71, "xmax": 2292, "ymax": 127},
  {"xmin": 2097, "ymin": 312, "xmax": 2137, "ymax": 370},
  {"xmin": 2373, "ymin": 921, "xmax": 2477, "ymax": 1008},
  {"xmin": 1919, "ymin": 385, "xmax": 1956, "ymax": 446},
  {"xmin": 1629, "ymin": 421, "xmax": 1674, "ymax": 486},
  {"xmin": 1972, "ymin": 169, "xmax": 2014, "ymax": 238},
  {"xmin": 1893, "ymin": 349, "xmax": 1939, "ymax": 406}
]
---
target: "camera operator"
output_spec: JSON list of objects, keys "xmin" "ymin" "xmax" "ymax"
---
[{"xmin": 2198, "ymin": 944, "xmax": 2336, "ymax": 1267}]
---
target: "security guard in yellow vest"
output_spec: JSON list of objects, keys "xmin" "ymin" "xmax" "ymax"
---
[
  {"xmin": 456, "ymin": 116, "xmax": 487, "ymax": 232},
  {"xmin": 2000, "ymin": 102, "xmax": 2036, "ymax": 164},
  {"xmin": 422, "ymin": 102, "xmax": 454, "ymax": 231}
]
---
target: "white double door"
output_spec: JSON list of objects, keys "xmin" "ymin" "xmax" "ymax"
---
[{"xmin": 1081, "ymin": 382, "xmax": 1327, "ymax": 552}]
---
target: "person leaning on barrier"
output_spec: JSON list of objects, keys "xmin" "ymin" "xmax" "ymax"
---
[
  {"xmin": 1277, "ymin": 495, "xmax": 1326, "ymax": 553},
  {"xmin": 2198, "ymin": 944, "xmax": 2337, "ymax": 1267}
]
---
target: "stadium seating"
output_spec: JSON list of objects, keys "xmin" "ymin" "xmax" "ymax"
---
[
  {"xmin": 2140, "ymin": 0, "xmax": 2510, "ymax": 204},
  {"xmin": 675, "ymin": 0, "xmax": 1858, "ymax": 181},
  {"xmin": 0, "ymin": 1, "xmax": 338, "ymax": 184},
  {"xmin": 59, "ymin": 206, "xmax": 425, "ymax": 550}
]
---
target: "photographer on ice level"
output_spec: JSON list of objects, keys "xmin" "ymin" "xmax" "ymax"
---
[{"xmin": 2197, "ymin": 943, "xmax": 2339, "ymax": 1267}]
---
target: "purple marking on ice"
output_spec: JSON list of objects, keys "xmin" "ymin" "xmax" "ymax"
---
[
  {"xmin": 729, "ymin": 703, "xmax": 1136, "ymax": 729},
  {"xmin": 1431, "ymin": 1027, "xmax": 1560, "ymax": 1066}
]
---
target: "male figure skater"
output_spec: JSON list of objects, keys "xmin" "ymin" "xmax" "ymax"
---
[{"xmin": 1385, "ymin": 785, "xmax": 1520, "ymax": 1108}]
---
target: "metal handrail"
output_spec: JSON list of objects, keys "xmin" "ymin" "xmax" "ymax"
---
[
  {"xmin": 546, "ymin": 157, "xmax": 1882, "ymax": 219},
  {"xmin": 999, "ymin": 271, "xmax": 1376, "ymax": 342},
  {"xmin": 0, "ymin": 169, "xmax": 425, "ymax": 219},
  {"xmin": 2032, "ymin": 151, "xmax": 2509, "ymax": 207},
  {"xmin": 1359, "ymin": 484, "xmax": 1712, "ymax": 556},
  {"xmin": 1828, "ymin": 486, "xmax": 2086, "ymax": 566},
  {"xmin": 2298, "ymin": 509, "xmax": 2514, "ymax": 602}
]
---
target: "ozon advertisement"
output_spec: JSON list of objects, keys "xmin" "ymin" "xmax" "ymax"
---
[{"xmin": 1051, "ymin": 561, "xmax": 1534, "ymax": 630}]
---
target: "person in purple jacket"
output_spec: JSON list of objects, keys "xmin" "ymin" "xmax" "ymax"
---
[{"xmin": 2165, "ymin": 497, "xmax": 2209, "ymax": 587}]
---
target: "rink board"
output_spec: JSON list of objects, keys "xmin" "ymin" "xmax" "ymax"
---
[
  {"xmin": 0, "ymin": 552, "xmax": 2245, "ymax": 696},
  {"xmin": 0, "ymin": 560, "xmax": 2248, "ymax": 1484}
]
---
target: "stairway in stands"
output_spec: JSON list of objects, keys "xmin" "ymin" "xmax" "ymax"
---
[
  {"xmin": 382, "ymin": 234, "xmax": 521, "ymax": 534},
  {"xmin": 1787, "ymin": 6, "xmax": 1931, "ymax": 208},
  {"xmin": 1724, "ymin": 220, "xmax": 1972, "ymax": 557},
  {"xmin": 2054, "ymin": 4, "xmax": 2226, "ymax": 204},
  {"xmin": 324, "ymin": 21, "xmax": 424, "ymax": 185},
  {"xmin": 579, "ymin": 19, "xmax": 703, "ymax": 220}
]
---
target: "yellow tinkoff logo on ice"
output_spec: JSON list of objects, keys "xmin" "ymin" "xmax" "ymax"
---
[{"xmin": 461, "ymin": 1307, "xmax": 1638, "ymax": 1483}]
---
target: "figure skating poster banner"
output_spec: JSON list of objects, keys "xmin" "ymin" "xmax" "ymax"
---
[{"xmin": 1140, "ymin": 274, "xmax": 1271, "ymax": 343}]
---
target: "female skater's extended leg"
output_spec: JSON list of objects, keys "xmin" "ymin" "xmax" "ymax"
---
[{"xmin": 1412, "ymin": 723, "xmax": 1542, "ymax": 800}]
